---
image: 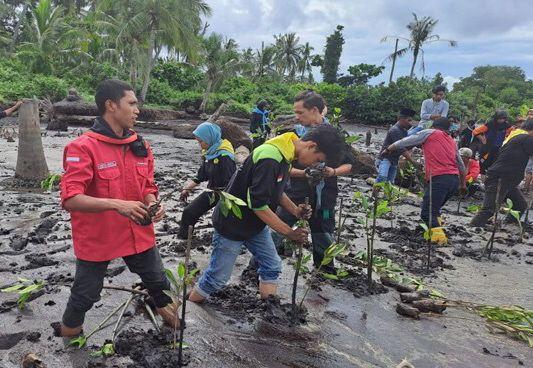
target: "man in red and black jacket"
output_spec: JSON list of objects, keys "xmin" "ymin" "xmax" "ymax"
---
[
  {"xmin": 54, "ymin": 80, "xmax": 178, "ymax": 337},
  {"xmin": 384, "ymin": 117, "xmax": 466, "ymax": 245}
]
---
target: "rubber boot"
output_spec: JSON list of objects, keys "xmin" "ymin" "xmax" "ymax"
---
[
  {"xmin": 156, "ymin": 301, "xmax": 181, "ymax": 329},
  {"xmin": 430, "ymin": 227, "xmax": 448, "ymax": 246},
  {"xmin": 259, "ymin": 282, "xmax": 277, "ymax": 299}
]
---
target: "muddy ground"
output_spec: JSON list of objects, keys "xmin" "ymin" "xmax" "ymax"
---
[{"xmin": 0, "ymin": 120, "xmax": 531, "ymax": 368}]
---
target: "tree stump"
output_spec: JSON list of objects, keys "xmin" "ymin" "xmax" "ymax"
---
[
  {"xmin": 365, "ymin": 130, "xmax": 372, "ymax": 146},
  {"xmin": 15, "ymin": 100, "xmax": 49, "ymax": 183}
]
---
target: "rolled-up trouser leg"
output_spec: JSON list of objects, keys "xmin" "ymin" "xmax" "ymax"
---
[
  {"xmin": 245, "ymin": 227, "xmax": 282, "ymax": 284},
  {"xmin": 123, "ymin": 247, "xmax": 172, "ymax": 308},
  {"xmin": 195, "ymin": 230, "xmax": 242, "ymax": 298},
  {"xmin": 62, "ymin": 259, "xmax": 109, "ymax": 328}
]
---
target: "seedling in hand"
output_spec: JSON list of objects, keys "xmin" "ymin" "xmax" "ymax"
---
[{"xmin": 139, "ymin": 192, "xmax": 173, "ymax": 226}]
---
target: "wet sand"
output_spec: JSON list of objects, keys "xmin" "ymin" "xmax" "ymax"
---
[{"xmin": 0, "ymin": 123, "xmax": 531, "ymax": 368}]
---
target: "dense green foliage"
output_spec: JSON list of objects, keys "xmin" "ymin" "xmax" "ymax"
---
[{"xmin": 0, "ymin": 2, "xmax": 531, "ymax": 124}]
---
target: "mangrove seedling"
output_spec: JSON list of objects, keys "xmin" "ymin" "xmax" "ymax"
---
[
  {"xmin": 1, "ymin": 278, "xmax": 45, "ymax": 310},
  {"xmin": 502, "ymin": 199, "xmax": 523, "ymax": 242},
  {"xmin": 290, "ymin": 198, "xmax": 310, "ymax": 317},
  {"xmin": 164, "ymin": 226, "xmax": 199, "ymax": 366},
  {"xmin": 474, "ymin": 305, "xmax": 533, "ymax": 347},
  {"xmin": 40, "ymin": 173, "xmax": 61, "ymax": 191},
  {"xmin": 298, "ymin": 243, "xmax": 347, "ymax": 310},
  {"xmin": 90, "ymin": 342, "xmax": 115, "ymax": 358},
  {"xmin": 377, "ymin": 182, "xmax": 408, "ymax": 228},
  {"xmin": 353, "ymin": 190, "xmax": 391, "ymax": 286},
  {"xmin": 213, "ymin": 190, "xmax": 247, "ymax": 219},
  {"xmin": 70, "ymin": 298, "xmax": 130, "ymax": 348},
  {"xmin": 484, "ymin": 179, "xmax": 502, "ymax": 258},
  {"xmin": 466, "ymin": 204, "xmax": 481, "ymax": 213}
]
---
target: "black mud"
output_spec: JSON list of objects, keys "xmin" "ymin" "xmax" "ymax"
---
[{"xmin": 112, "ymin": 327, "xmax": 190, "ymax": 368}]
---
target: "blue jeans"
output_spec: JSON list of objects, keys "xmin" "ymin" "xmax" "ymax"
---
[
  {"xmin": 375, "ymin": 158, "xmax": 398, "ymax": 183},
  {"xmin": 195, "ymin": 227, "xmax": 282, "ymax": 298},
  {"xmin": 421, "ymin": 174, "xmax": 459, "ymax": 227}
]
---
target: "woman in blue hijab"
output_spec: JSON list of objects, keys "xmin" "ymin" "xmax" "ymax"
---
[{"xmin": 178, "ymin": 122, "xmax": 236, "ymax": 239}]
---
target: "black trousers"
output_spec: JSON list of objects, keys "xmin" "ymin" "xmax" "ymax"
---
[
  {"xmin": 62, "ymin": 247, "xmax": 171, "ymax": 328},
  {"xmin": 179, "ymin": 191, "xmax": 217, "ymax": 237},
  {"xmin": 421, "ymin": 174, "xmax": 459, "ymax": 228},
  {"xmin": 274, "ymin": 198, "xmax": 336, "ymax": 269},
  {"xmin": 472, "ymin": 175, "xmax": 527, "ymax": 224}
]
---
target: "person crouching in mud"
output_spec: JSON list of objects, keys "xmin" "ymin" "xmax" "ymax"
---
[
  {"xmin": 53, "ymin": 79, "xmax": 179, "ymax": 337},
  {"xmin": 178, "ymin": 122, "xmax": 236, "ymax": 238},
  {"xmin": 188, "ymin": 125, "xmax": 345, "ymax": 302}
]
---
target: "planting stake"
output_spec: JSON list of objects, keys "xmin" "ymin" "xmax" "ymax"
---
[
  {"xmin": 292, "ymin": 197, "xmax": 309, "ymax": 317},
  {"xmin": 71, "ymin": 298, "xmax": 129, "ymax": 348},
  {"xmin": 367, "ymin": 191, "xmax": 379, "ymax": 286},
  {"xmin": 102, "ymin": 285, "xmax": 148, "ymax": 296},
  {"xmin": 112, "ymin": 287, "xmax": 140, "ymax": 342},
  {"xmin": 484, "ymin": 179, "xmax": 502, "ymax": 259},
  {"xmin": 426, "ymin": 173, "xmax": 433, "ymax": 272},
  {"xmin": 144, "ymin": 301, "xmax": 161, "ymax": 333},
  {"xmin": 336, "ymin": 197, "xmax": 344, "ymax": 244},
  {"xmin": 525, "ymin": 198, "xmax": 531, "ymax": 223},
  {"xmin": 177, "ymin": 225, "xmax": 193, "ymax": 366},
  {"xmin": 456, "ymin": 193, "xmax": 463, "ymax": 214}
]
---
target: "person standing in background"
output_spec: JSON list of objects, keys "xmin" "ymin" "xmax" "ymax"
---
[
  {"xmin": 250, "ymin": 100, "xmax": 270, "ymax": 148},
  {"xmin": 0, "ymin": 100, "xmax": 23, "ymax": 118},
  {"xmin": 409, "ymin": 85, "xmax": 449, "ymax": 136}
]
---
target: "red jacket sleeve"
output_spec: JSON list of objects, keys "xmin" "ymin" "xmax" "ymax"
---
[
  {"xmin": 466, "ymin": 160, "xmax": 480, "ymax": 182},
  {"xmin": 143, "ymin": 142, "xmax": 159, "ymax": 198},
  {"xmin": 60, "ymin": 141, "xmax": 94, "ymax": 206}
]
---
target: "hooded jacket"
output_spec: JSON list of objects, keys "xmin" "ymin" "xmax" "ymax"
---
[
  {"xmin": 60, "ymin": 118, "xmax": 158, "ymax": 261},
  {"xmin": 212, "ymin": 132, "xmax": 297, "ymax": 240}
]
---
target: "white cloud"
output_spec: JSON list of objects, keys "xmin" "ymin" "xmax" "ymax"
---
[
  {"xmin": 205, "ymin": 0, "xmax": 533, "ymax": 81},
  {"xmin": 443, "ymin": 76, "xmax": 460, "ymax": 90}
]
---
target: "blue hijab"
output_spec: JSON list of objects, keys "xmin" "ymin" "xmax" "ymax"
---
[{"xmin": 193, "ymin": 122, "xmax": 234, "ymax": 160}]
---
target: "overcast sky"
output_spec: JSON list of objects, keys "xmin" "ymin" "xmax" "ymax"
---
[{"xmin": 206, "ymin": 0, "xmax": 533, "ymax": 88}]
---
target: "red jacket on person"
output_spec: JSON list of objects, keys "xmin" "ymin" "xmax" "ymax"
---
[
  {"xmin": 392, "ymin": 129, "xmax": 465, "ymax": 180},
  {"xmin": 60, "ymin": 130, "xmax": 158, "ymax": 261}
]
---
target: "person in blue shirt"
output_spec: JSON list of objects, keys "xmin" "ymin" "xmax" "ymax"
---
[
  {"xmin": 250, "ymin": 100, "xmax": 270, "ymax": 148},
  {"xmin": 376, "ymin": 107, "xmax": 416, "ymax": 183},
  {"xmin": 408, "ymin": 85, "xmax": 449, "ymax": 136}
]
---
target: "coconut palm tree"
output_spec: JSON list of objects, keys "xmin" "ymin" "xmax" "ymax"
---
[
  {"xmin": 298, "ymin": 42, "xmax": 314, "ymax": 82},
  {"xmin": 273, "ymin": 33, "xmax": 303, "ymax": 80},
  {"xmin": 254, "ymin": 41, "xmax": 277, "ymax": 80},
  {"xmin": 382, "ymin": 13, "xmax": 457, "ymax": 78},
  {"xmin": 199, "ymin": 33, "xmax": 240, "ymax": 112},
  {"xmin": 108, "ymin": 0, "xmax": 211, "ymax": 103},
  {"xmin": 16, "ymin": 0, "xmax": 68, "ymax": 73}
]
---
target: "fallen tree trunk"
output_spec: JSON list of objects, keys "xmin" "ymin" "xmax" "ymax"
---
[{"xmin": 53, "ymin": 101, "xmax": 191, "ymax": 121}]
